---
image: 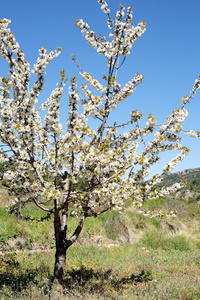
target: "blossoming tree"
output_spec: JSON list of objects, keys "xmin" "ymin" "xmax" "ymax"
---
[{"xmin": 0, "ymin": 0, "xmax": 200, "ymax": 292}]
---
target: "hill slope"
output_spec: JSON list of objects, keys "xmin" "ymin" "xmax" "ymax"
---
[{"xmin": 157, "ymin": 168, "xmax": 200, "ymax": 189}]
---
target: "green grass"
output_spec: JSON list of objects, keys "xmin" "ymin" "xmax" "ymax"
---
[
  {"xmin": 143, "ymin": 197, "xmax": 169, "ymax": 211},
  {"xmin": 0, "ymin": 244, "xmax": 200, "ymax": 299},
  {"xmin": 141, "ymin": 230, "xmax": 191, "ymax": 251},
  {"xmin": 1, "ymin": 188, "xmax": 200, "ymax": 299},
  {"xmin": 0, "ymin": 205, "xmax": 54, "ymax": 250}
]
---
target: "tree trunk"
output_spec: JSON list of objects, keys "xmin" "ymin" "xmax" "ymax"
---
[
  {"xmin": 50, "ymin": 201, "xmax": 87, "ymax": 299},
  {"xmin": 50, "ymin": 201, "xmax": 68, "ymax": 299},
  {"xmin": 54, "ymin": 249, "xmax": 66, "ymax": 284},
  {"xmin": 51, "ymin": 244, "xmax": 67, "ymax": 299}
]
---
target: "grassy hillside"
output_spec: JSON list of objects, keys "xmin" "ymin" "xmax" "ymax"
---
[
  {"xmin": 157, "ymin": 167, "xmax": 200, "ymax": 189},
  {"xmin": 0, "ymin": 169, "xmax": 200, "ymax": 299}
]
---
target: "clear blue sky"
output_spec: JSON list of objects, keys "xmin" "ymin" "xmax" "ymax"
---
[{"xmin": 1, "ymin": 0, "xmax": 200, "ymax": 175}]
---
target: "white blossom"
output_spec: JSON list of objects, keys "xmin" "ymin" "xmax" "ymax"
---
[{"xmin": 0, "ymin": 8, "xmax": 199, "ymax": 231}]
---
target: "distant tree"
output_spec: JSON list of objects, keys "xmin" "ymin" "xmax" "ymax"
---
[{"xmin": 0, "ymin": 0, "xmax": 200, "ymax": 296}]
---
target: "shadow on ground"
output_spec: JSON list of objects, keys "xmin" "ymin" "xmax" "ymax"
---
[
  {"xmin": 0, "ymin": 255, "xmax": 153, "ymax": 297},
  {"xmin": 64, "ymin": 265, "xmax": 153, "ymax": 293}
]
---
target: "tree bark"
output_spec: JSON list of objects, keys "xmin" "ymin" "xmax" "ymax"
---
[
  {"xmin": 51, "ymin": 244, "xmax": 67, "ymax": 299},
  {"xmin": 53, "ymin": 245, "xmax": 67, "ymax": 285},
  {"xmin": 50, "ymin": 201, "xmax": 87, "ymax": 299},
  {"xmin": 50, "ymin": 201, "xmax": 68, "ymax": 299}
]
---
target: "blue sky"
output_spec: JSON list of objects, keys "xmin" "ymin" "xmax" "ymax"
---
[{"xmin": 1, "ymin": 0, "xmax": 200, "ymax": 175}]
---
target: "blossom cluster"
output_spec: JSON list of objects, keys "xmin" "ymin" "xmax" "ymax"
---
[
  {"xmin": 81, "ymin": 72, "xmax": 106, "ymax": 93},
  {"xmin": 76, "ymin": 3, "xmax": 146, "ymax": 64},
  {"xmin": 185, "ymin": 130, "xmax": 200, "ymax": 138},
  {"xmin": 0, "ymin": 1, "xmax": 199, "ymax": 223}
]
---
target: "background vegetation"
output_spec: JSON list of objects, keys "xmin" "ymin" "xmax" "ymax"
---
[{"xmin": 0, "ymin": 168, "xmax": 200, "ymax": 299}]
